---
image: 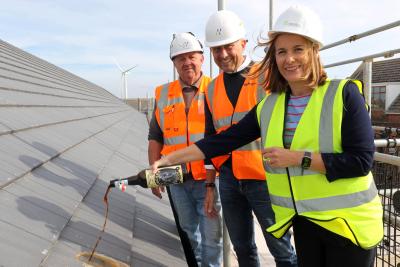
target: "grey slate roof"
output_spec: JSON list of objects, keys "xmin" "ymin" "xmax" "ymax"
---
[
  {"xmin": 0, "ymin": 39, "xmax": 185, "ymax": 266},
  {"xmin": 351, "ymin": 57, "xmax": 400, "ymax": 83}
]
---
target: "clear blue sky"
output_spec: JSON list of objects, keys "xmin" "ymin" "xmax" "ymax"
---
[{"xmin": 1, "ymin": 0, "xmax": 399, "ymax": 98}]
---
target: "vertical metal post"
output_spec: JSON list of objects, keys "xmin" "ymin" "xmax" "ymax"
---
[
  {"xmin": 218, "ymin": 0, "xmax": 225, "ymax": 10},
  {"xmin": 150, "ymin": 95, "xmax": 154, "ymax": 122},
  {"xmin": 223, "ymin": 220, "xmax": 232, "ymax": 267},
  {"xmin": 122, "ymin": 75, "xmax": 126, "ymax": 100},
  {"xmin": 146, "ymin": 92, "xmax": 152, "ymax": 122},
  {"xmin": 146, "ymin": 92, "xmax": 149, "ymax": 114},
  {"xmin": 216, "ymin": 1, "xmax": 232, "ymax": 266},
  {"xmin": 125, "ymin": 75, "xmax": 128, "ymax": 101},
  {"xmin": 363, "ymin": 59, "xmax": 373, "ymax": 117},
  {"xmin": 269, "ymin": 0, "xmax": 273, "ymax": 30},
  {"xmin": 209, "ymin": 0, "xmax": 225, "ymax": 79}
]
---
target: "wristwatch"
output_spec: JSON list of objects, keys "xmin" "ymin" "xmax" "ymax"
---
[
  {"xmin": 205, "ymin": 182, "xmax": 216, "ymax": 188},
  {"xmin": 301, "ymin": 151, "xmax": 312, "ymax": 170}
]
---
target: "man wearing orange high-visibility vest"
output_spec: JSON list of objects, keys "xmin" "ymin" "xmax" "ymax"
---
[
  {"xmin": 148, "ymin": 32, "xmax": 222, "ymax": 267},
  {"xmin": 203, "ymin": 10, "xmax": 297, "ymax": 267}
]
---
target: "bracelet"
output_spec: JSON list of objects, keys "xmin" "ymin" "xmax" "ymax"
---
[{"xmin": 205, "ymin": 182, "xmax": 216, "ymax": 188}]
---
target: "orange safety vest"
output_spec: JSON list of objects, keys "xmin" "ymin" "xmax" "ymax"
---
[
  {"xmin": 205, "ymin": 68, "xmax": 266, "ymax": 180},
  {"xmin": 154, "ymin": 76, "xmax": 210, "ymax": 180}
]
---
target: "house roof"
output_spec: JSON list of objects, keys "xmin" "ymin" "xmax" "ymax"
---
[
  {"xmin": 0, "ymin": 39, "xmax": 185, "ymax": 266},
  {"xmin": 351, "ymin": 57, "xmax": 400, "ymax": 83}
]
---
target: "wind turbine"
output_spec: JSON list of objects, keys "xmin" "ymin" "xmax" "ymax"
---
[{"xmin": 114, "ymin": 58, "xmax": 137, "ymax": 101}]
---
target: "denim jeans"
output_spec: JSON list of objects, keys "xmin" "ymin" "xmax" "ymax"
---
[
  {"xmin": 169, "ymin": 178, "xmax": 223, "ymax": 267},
  {"xmin": 219, "ymin": 165, "xmax": 298, "ymax": 267}
]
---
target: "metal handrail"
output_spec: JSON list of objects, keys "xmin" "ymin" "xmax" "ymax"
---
[
  {"xmin": 373, "ymin": 126, "xmax": 400, "ymax": 135},
  {"xmin": 374, "ymin": 139, "xmax": 400, "ymax": 148},
  {"xmin": 373, "ymin": 139, "xmax": 400, "ymax": 166},
  {"xmin": 374, "ymin": 152, "xmax": 400, "ymax": 166},
  {"xmin": 321, "ymin": 20, "xmax": 400, "ymax": 51},
  {"xmin": 324, "ymin": 48, "xmax": 400, "ymax": 68}
]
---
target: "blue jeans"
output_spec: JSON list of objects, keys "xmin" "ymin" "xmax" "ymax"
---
[
  {"xmin": 169, "ymin": 179, "xmax": 223, "ymax": 267},
  {"xmin": 219, "ymin": 165, "xmax": 297, "ymax": 267}
]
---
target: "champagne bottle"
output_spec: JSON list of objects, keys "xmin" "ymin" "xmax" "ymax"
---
[{"xmin": 109, "ymin": 164, "xmax": 187, "ymax": 191}]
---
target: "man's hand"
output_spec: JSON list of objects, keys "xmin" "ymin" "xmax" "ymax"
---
[
  {"xmin": 148, "ymin": 140, "xmax": 165, "ymax": 199},
  {"xmin": 151, "ymin": 157, "xmax": 170, "ymax": 174},
  {"xmin": 151, "ymin": 186, "xmax": 165, "ymax": 199},
  {"xmin": 204, "ymin": 187, "xmax": 218, "ymax": 218}
]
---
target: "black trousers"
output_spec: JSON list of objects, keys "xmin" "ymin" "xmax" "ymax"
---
[
  {"xmin": 292, "ymin": 216, "xmax": 376, "ymax": 267},
  {"xmin": 166, "ymin": 186, "xmax": 198, "ymax": 267}
]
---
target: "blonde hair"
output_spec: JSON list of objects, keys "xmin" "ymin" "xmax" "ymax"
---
[{"xmin": 249, "ymin": 34, "xmax": 327, "ymax": 93}]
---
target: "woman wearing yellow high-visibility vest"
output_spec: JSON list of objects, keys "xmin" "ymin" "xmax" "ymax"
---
[{"xmin": 152, "ymin": 5, "xmax": 383, "ymax": 267}]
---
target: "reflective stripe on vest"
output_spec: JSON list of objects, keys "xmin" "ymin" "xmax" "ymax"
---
[
  {"xmin": 270, "ymin": 181, "xmax": 378, "ymax": 213},
  {"xmin": 205, "ymin": 68, "xmax": 266, "ymax": 180},
  {"xmin": 164, "ymin": 135, "xmax": 186, "ymax": 146},
  {"xmin": 164, "ymin": 132, "xmax": 205, "ymax": 145},
  {"xmin": 208, "ymin": 76, "xmax": 265, "ymax": 129},
  {"xmin": 214, "ymin": 111, "xmax": 249, "ymax": 129},
  {"xmin": 257, "ymin": 79, "xmax": 383, "ymax": 248},
  {"xmin": 190, "ymin": 132, "xmax": 204, "ymax": 143},
  {"xmin": 256, "ymin": 74, "xmax": 265, "ymax": 103}
]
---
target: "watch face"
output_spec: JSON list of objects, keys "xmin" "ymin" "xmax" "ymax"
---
[
  {"xmin": 301, "ymin": 157, "xmax": 312, "ymax": 169},
  {"xmin": 301, "ymin": 152, "xmax": 312, "ymax": 169}
]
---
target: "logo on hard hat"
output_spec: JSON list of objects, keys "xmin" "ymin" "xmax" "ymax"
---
[
  {"xmin": 216, "ymin": 28, "xmax": 223, "ymax": 36},
  {"xmin": 283, "ymin": 20, "xmax": 301, "ymax": 28},
  {"xmin": 178, "ymin": 41, "xmax": 190, "ymax": 48}
]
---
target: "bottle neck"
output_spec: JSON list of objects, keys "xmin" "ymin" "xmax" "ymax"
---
[
  {"xmin": 126, "ymin": 174, "xmax": 147, "ymax": 186},
  {"xmin": 109, "ymin": 173, "xmax": 147, "ymax": 189}
]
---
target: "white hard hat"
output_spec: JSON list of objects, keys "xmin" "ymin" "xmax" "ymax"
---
[
  {"xmin": 170, "ymin": 32, "xmax": 203, "ymax": 60},
  {"xmin": 205, "ymin": 10, "xmax": 246, "ymax": 48},
  {"xmin": 269, "ymin": 5, "xmax": 323, "ymax": 48}
]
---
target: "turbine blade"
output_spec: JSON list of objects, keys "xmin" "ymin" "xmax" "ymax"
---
[
  {"xmin": 124, "ymin": 64, "xmax": 138, "ymax": 74},
  {"xmin": 113, "ymin": 57, "xmax": 123, "ymax": 71}
]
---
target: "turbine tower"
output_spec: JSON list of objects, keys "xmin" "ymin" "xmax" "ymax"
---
[{"xmin": 114, "ymin": 58, "xmax": 137, "ymax": 100}]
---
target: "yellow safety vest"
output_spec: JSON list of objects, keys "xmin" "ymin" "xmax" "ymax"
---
[{"xmin": 256, "ymin": 79, "xmax": 383, "ymax": 249}]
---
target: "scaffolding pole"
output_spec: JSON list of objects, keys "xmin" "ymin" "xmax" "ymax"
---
[
  {"xmin": 215, "ymin": 1, "xmax": 233, "ymax": 266},
  {"xmin": 269, "ymin": 0, "xmax": 273, "ymax": 30},
  {"xmin": 374, "ymin": 152, "xmax": 400, "ymax": 166},
  {"xmin": 321, "ymin": 20, "xmax": 400, "ymax": 51},
  {"xmin": 324, "ymin": 48, "xmax": 400, "ymax": 69},
  {"xmin": 374, "ymin": 139, "xmax": 400, "ymax": 148},
  {"xmin": 363, "ymin": 59, "xmax": 372, "ymax": 116},
  {"xmin": 373, "ymin": 126, "xmax": 400, "ymax": 135}
]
